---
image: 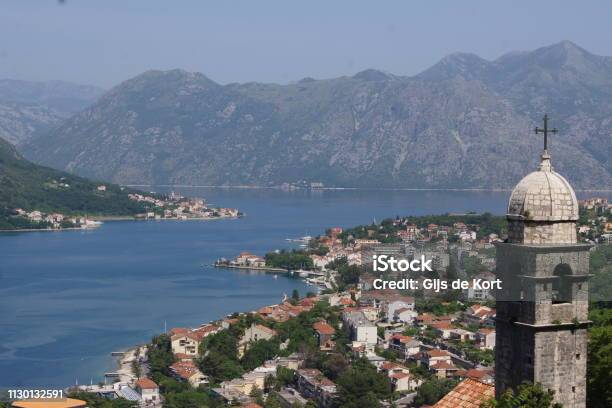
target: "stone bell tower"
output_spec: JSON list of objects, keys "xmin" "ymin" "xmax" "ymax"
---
[{"xmin": 495, "ymin": 116, "xmax": 590, "ymax": 407}]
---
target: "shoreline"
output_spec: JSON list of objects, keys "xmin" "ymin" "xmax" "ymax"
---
[
  {"xmin": 125, "ymin": 184, "xmax": 612, "ymax": 193},
  {"xmin": 213, "ymin": 263, "xmax": 288, "ymax": 273},
  {"xmin": 0, "ymin": 215, "xmax": 240, "ymax": 233}
]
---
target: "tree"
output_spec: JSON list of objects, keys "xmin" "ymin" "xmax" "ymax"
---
[
  {"xmin": 163, "ymin": 390, "xmax": 217, "ymax": 408},
  {"xmin": 414, "ymin": 377, "xmax": 457, "ymax": 406},
  {"xmin": 482, "ymin": 382, "xmax": 561, "ymax": 408},
  {"xmin": 334, "ymin": 358, "xmax": 392, "ymax": 407},
  {"xmin": 241, "ymin": 338, "xmax": 280, "ymax": 371},
  {"xmin": 292, "ymin": 289, "xmax": 300, "ymax": 301},
  {"xmin": 200, "ymin": 350, "xmax": 244, "ymax": 383},
  {"xmin": 250, "ymin": 386, "xmax": 265, "ymax": 406}
]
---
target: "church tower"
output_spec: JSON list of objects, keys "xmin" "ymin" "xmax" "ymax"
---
[{"xmin": 495, "ymin": 116, "xmax": 590, "ymax": 407}]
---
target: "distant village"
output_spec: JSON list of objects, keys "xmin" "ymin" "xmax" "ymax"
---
[
  {"xmin": 6, "ymin": 188, "xmax": 241, "ymax": 231},
  {"xmin": 69, "ymin": 197, "xmax": 610, "ymax": 407},
  {"xmin": 128, "ymin": 191, "xmax": 242, "ymax": 221}
]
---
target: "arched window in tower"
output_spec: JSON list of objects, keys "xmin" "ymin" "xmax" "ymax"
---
[{"xmin": 552, "ymin": 263, "xmax": 572, "ymax": 304}]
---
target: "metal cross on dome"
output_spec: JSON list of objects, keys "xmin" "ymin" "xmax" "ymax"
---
[{"xmin": 534, "ymin": 114, "xmax": 557, "ymax": 152}]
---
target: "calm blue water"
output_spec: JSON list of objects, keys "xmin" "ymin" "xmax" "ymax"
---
[{"xmin": 0, "ymin": 188, "xmax": 606, "ymax": 388}]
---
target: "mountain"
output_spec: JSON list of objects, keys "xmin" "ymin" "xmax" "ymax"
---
[
  {"xmin": 21, "ymin": 42, "xmax": 612, "ymax": 189},
  {"xmin": 0, "ymin": 136, "xmax": 149, "ymax": 227},
  {"xmin": 0, "ymin": 79, "xmax": 104, "ymax": 145}
]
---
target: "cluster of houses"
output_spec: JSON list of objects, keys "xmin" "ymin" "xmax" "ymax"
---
[
  {"xmin": 335, "ymin": 288, "xmax": 497, "ymax": 397},
  {"xmin": 11, "ymin": 208, "xmax": 101, "ymax": 229},
  {"xmin": 85, "ymin": 284, "xmax": 498, "ymax": 408},
  {"xmin": 577, "ymin": 197, "xmax": 612, "ymax": 243},
  {"xmin": 225, "ymin": 252, "xmax": 267, "ymax": 268},
  {"xmin": 307, "ymin": 222, "xmax": 500, "ymax": 277},
  {"xmin": 128, "ymin": 192, "xmax": 240, "ymax": 220}
]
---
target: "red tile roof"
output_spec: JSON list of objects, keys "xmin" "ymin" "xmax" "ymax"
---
[
  {"xmin": 168, "ymin": 327, "xmax": 190, "ymax": 336},
  {"xmin": 426, "ymin": 349, "xmax": 451, "ymax": 358},
  {"xmin": 390, "ymin": 372, "xmax": 410, "ymax": 380},
  {"xmin": 430, "ymin": 361, "xmax": 457, "ymax": 370},
  {"xmin": 170, "ymin": 360, "xmax": 201, "ymax": 379},
  {"xmin": 135, "ymin": 378, "xmax": 158, "ymax": 389},
  {"xmin": 313, "ymin": 321, "xmax": 336, "ymax": 335},
  {"xmin": 433, "ymin": 378, "xmax": 494, "ymax": 408}
]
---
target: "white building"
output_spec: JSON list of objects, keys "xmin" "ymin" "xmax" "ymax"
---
[
  {"xmin": 343, "ymin": 311, "xmax": 377, "ymax": 346},
  {"xmin": 135, "ymin": 378, "xmax": 159, "ymax": 403}
]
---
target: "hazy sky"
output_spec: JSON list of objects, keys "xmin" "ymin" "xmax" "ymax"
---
[{"xmin": 2, "ymin": 0, "xmax": 612, "ymax": 88}]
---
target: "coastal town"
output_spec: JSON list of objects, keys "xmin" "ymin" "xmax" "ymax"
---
[
  {"xmin": 3, "ymin": 189, "xmax": 241, "ymax": 231},
  {"xmin": 65, "ymin": 196, "xmax": 611, "ymax": 408}
]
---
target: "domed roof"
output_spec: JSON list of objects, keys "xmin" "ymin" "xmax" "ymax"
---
[{"xmin": 508, "ymin": 152, "xmax": 578, "ymax": 221}]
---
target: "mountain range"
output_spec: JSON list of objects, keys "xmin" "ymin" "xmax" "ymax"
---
[
  {"xmin": 17, "ymin": 41, "xmax": 612, "ymax": 189},
  {"xmin": 0, "ymin": 79, "xmax": 103, "ymax": 145}
]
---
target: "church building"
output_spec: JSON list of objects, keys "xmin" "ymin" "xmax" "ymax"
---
[{"xmin": 494, "ymin": 116, "xmax": 590, "ymax": 407}]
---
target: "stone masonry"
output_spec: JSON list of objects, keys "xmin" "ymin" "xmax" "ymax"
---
[{"xmin": 495, "ymin": 151, "xmax": 589, "ymax": 408}]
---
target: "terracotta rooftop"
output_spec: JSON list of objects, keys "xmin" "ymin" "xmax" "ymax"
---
[
  {"xmin": 136, "ymin": 378, "xmax": 158, "ymax": 389},
  {"xmin": 426, "ymin": 349, "xmax": 452, "ymax": 358},
  {"xmin": 430, "ymin": 361, "xmax": 457, "ymax": 370},
  {"xmin": 433, "ymin": 378, "xmax": 494, "ymax": 408},
  {"xmin": 313, "ymin": 321, "xmax": 336, "ymax": 335}
]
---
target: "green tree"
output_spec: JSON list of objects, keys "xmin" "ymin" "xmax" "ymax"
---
[
  {"xmin": 163, "ymin": 390, "xmax": 217, "ymax": 408},
  {"xmin": 241, "ymin": 338, "xmax": 280, "ymax": 371},
  {"xmin": 200, "ymin": 350, "xmax": 244, "ymax": 383},
  {"xmin": 292, "ymin": 289, "xmax": 300, "ymax": 301},
  {"xmin": 250, "ymin": 386, "xmax": 265, "ymax": 406},
  {"xmin": 414, "ymin": 377, "xmax": 457, "ymax": 406},
  {"xmin": 334, "ymin": 358, "xmax": 392, "ymax": 407}
]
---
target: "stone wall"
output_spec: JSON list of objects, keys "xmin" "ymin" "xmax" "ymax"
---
[{"xmin": 508, "ymin": 220, "xmax": 577, "ymax": 244}]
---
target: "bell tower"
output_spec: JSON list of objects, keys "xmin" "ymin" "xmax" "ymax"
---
[{"xmin": 495, "ymin": 116, "xmax": 590, "ymax": 407}]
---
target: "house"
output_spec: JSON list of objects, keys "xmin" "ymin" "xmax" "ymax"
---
[
  {"xmin": 275, "ymin": 387, "xmax": 309, "ymax": 408},
  {"xmin": 313, "ymin": 321, "xmax": 336, "ymax": 351},
  {"xmin": 388, "ymin": 334, "xmax": 421, "ymax": 358},
  {"xmin": 97, "ymin": 185, "xmax": 107, "ymax": 191},
  {"xmin": 429, "ymin": 360, "xmax": 459, "ymax": 379},
  {"xmin": 342, "ymin": 311, "xmax": 377, "ymax": 347},
  {"xmin": 239, "ymin": 324, "xmax": 277, "ymax": 355},
  {"xmin": 463, "ymin": 305, "xmax": 496, "ymax": 327},
  {"xmin": 418, "ymin": 349, "xmax": 452, "ymax": 368},
  {"xmin": 135, "ymin": 378, "xmax": 159, "ymax": 403},
  {"xmin": 193, "ymin": 324, "xmax": 221, "ymax": 339},
  {"xmin": 449, "ymin": 328, "xmax": 476, "ymax": 342},
  {"xmin": 456, "ymin": 368, "xmax": 494, "ymax": 385},
  {"xmin": 311, "ymin": 254, "xmax": 330, "ymax": 270},
  {"xmin": 169, "ymin": 361, "xmax": 209, "ymax": 387},
  {"xmin": 214, "ymin": 371, "xmax": 267, "ymax": 403},
  {"xmin": 475, "ymin": 328, "xmax": 495, "ymax": 350},
  {"xmin": 170, "ymin": 331, "xmax": 201, "ymax": 357},
  {"xmin": 233, "ymin": 252, "xmax": 266, "ymax": 268},
  {"xmin": 27, "ymin": 211, "xmax": 42, "ymax": 221},
  {"xmin": 393, "ymin": 307, "xmax": 417, "ymax": 324},
  {"xmin": 415, "ymin": 313, "xmax": 453, "ymax": 327},
  {"xmin": 432, "ymin": 378, "xmax": 494, "ymax": 408},
  {"xmin": 430, "ymin": 322, "xmax": 454, "ymax": 339},
  {"xmin": 242, "ymin": 323, "xmax": 277, "ymax": 343},
  {"xmin": 169, "ymin": 325, "xmax": 218, "ymax": 358},
  {"xmin": 296, "ymin": 369, "xmax": 337, "ymax": 408},
  {"xmin": 379, "ymin": 361, "xmax": 421, "ymax": 392},
  {"xmin": 359, "ymin": 290, "xmax": 415, "ymax": 321}
]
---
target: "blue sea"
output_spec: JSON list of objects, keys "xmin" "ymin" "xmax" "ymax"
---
[{"xmin": 0, "ymin": 188, "xmax": 606, "ymax": 388}]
